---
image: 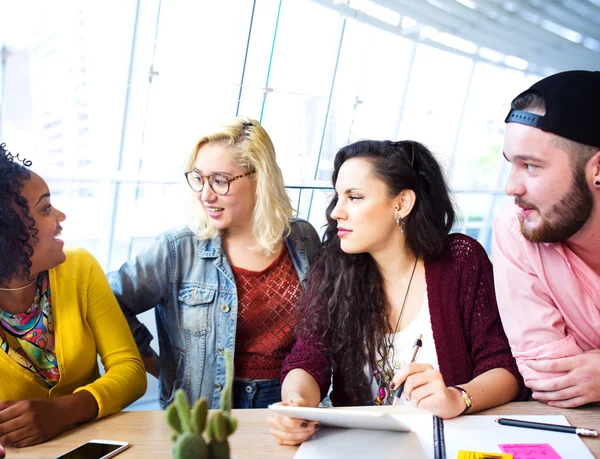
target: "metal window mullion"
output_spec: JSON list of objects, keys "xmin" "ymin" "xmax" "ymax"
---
[
  {"xmin": 105, "ymin": 0, "xmax": 144, "ymax": 270},
  {"xmin": 392, "ymin": 40, "xmax": 417, "ymax": 140},
  {"xmin": 259, "ymin": 0, "xmax": 283, "ymax": 122},
  {"xmin": 127, "ymin": 0, "xmax": 165, "ymax": 262},
  {"xmin": 236, "ymin": 0, "xmax": 257, "ymax": 116},
  {"xmin": 448, "ymin": 59, "xmax": 477, "ymax": 172},
  {"xmin": 307, "ymin": 17, "xmax": 347, "ymax": 222},
  {"xmin": 106, "ymin": 0, "xmax": 162, "ymax": 269}
]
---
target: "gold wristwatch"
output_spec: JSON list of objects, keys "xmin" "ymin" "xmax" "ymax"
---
[{"xmin": 449, "ymin": 385, "xmax": 473, "ymax": 415}]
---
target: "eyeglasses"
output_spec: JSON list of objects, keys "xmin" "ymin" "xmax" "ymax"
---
[{"xmin": 184, "ymin": 169, "xmax": 255, "ymax": 196}]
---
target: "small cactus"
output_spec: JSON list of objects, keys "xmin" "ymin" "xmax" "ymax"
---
[
  {"xmin": 173, "ymin": 432, "xmax": 209, "ymax": 459},
  {"xmin": 166, "ymin": 403, "xmax": 182, "ymax": 434},
  {"xmin": 166, "ymin": 349, "xmax": 237, "ymax": 459},
  {"xmin": 221, "ymin": 348, "xmax": 233, "ymax": 413},
  {"xmin": 207, "ymin": 412, "xmax": 230, "ymax": 459},
  {"xmin": 175, "ymin": 390, "xmax": 192, "ymax": 432},
  {"xmin": 191, "ymin": 397, "xmax": 209, "ymax": 434}
]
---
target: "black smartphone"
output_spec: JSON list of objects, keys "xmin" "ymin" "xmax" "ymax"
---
[{"xmin": 55, "ymin": 439, "xmax": 130, "ymax": 459}]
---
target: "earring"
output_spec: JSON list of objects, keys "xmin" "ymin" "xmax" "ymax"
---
[
  {"xmin": 595, "ymin": 180, "xmax": 600, "ymax": 187},
  {"xmin": 396, "ymin": 215, "xmax": 406, "ymax": 234}
]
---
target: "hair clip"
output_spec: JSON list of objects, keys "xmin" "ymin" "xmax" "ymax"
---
[
  {"xmin": 389, "ymin": 140, "xmax": 415, "ymax": 167},
  {"xmin": 1, "ymin": 143, "xmax": 32, "ymax": 167}
]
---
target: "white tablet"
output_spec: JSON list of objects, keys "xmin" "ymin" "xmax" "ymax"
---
[{"xmin": 268, "ymin": 405, "xmax": 412, "ymax": 432}]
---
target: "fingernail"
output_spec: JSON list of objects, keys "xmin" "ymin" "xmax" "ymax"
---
[
  {"xmin": 301, "ymin": 422, "xmax": 308, "ymax": 428},
  {"xmin": 390, "ymin": 383, "xmax": 396, "ymax": 390}
]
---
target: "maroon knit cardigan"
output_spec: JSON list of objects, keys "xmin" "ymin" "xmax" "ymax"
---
[{"xmin": 281, "ymin": 233, "xmax": 529, "ymax": 405}]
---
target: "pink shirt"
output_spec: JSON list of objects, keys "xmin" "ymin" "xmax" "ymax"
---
[{"xmin": 492, "ymin": 202, "xmax": 600, "ymax": 383}]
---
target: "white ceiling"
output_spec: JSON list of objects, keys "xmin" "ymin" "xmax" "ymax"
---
[{"xmin": 313, "ymin": 0, "xmax": 600, "ymax": 74}]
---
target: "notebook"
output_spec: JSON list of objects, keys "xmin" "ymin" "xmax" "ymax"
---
[{"xmin": 292, "ymin": 414, "xmax": 594, "ymax": 459}]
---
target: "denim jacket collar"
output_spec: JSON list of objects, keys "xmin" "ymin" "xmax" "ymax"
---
[
  {"xmin": 197, "ymin": 235, "xmax": 223, "ymax": 259},
  {"xmin": 195, "ymin": 224, "xmax": 313, "ymax": 287}
]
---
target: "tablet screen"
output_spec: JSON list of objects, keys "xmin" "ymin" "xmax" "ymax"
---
[{"xmin": 269, "ymin": 405, "xmax": 412, "ymax": 432}]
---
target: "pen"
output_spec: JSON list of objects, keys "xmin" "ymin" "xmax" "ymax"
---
[
  {"xmin": 495, "ymin": 417, "xmax": 598, "ymax": 437},
  {"xmin": 392, "ymin": 333, "xmax": 423, "ymax": 407}
]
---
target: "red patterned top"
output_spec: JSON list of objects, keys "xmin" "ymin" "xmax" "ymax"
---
[{"xmin": 232, "ymin": 247, "xmax": 301, "ymax": 380}]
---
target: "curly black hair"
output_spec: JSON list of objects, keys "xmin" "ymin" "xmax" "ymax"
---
[{"xmin": 0, "ymin": 143, "xmax": 37, "ymax": 284}]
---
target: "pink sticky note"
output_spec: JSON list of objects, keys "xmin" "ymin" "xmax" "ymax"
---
[{"xmin": 499, "ymin": 443, "xmax": 561, "ymax": 459}]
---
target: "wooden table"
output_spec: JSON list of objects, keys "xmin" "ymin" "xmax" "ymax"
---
[{"xmin": 5, "ymin": 402, "xmax": 600, "ymax": 458}]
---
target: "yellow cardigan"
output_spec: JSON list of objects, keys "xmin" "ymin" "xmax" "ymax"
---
[{"xmin": 0, "ymin": 247, "xmax": 147, "ymax": 419}]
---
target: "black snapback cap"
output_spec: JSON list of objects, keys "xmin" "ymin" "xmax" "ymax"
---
[{"xmin": 505, "ymin": 70, "xmax": 600, "ymax": 149}]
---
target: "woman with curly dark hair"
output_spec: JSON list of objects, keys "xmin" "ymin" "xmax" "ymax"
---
[
  {"xmin": 0, "ymin": 145, "xmax": 146, "ymax": 448},
  {"xmin": 269, "ymin": 140, "xmax": 529, "ymax": 445}
]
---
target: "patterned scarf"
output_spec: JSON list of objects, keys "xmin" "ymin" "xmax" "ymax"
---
[{"xmin": 0, "ymin": 272, "xmax": 60, "ymax": 387}]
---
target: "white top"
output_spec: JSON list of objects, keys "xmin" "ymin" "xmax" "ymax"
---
[{"xmin": 364, "ymin": 292, "xmax": 439, "ymax": 405}]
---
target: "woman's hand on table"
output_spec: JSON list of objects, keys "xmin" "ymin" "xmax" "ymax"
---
[
  {"xmin": 0, "ymin": 399, "xmax": 68, "ymax": 447},
  {"xmin": 268, "ymin": 396, "xmax": 320, "ymax": 446},
  {"xmin": 0, "ymin": 392, "xmax": 98, "ymax": 447}
]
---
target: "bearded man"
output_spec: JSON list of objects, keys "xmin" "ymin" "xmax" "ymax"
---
[{"xmin": 492, "ymin": 70, "xmax": 600, "ymax": 408}]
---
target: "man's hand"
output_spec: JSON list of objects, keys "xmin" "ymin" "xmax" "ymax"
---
[
  {"xmin": 526, "ymin": 350, "xmax": 600, "ymax": 408},
  {"xmin": 391, "ymin": 363, "xmax": 465, "ymax": 419},
  {"xmin": 268, "ymin": 396, "xmax": 319, "ymax": 446},
  {"xmin": 0, "ymin": 399, "xmax": 68, "ymax": 447}
]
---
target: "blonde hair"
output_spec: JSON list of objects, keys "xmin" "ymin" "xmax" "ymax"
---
[{"xmin": 184, "ymin": 116, "xmax": 293, "ymax": 254}]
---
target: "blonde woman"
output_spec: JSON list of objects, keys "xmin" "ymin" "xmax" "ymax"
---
[{"xmin": 109, "ymin": 117, "xmax": 320, "ymax": 409}]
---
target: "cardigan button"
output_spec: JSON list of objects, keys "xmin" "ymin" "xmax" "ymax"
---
[
  {"xmin": 217, "ymin": 347, "xmax": 224, "ymax": 355},
  {"xmin": 220, "ymin": 304, "xmax": 230, "ymax": 313},
  {"xmin": 215, "ymin": 383, "xmax": 222, "ymax": 392}
]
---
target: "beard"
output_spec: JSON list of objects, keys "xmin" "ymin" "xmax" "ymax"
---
[{"xmin": 517, "ymin": 167, "xmax": 593, "ymax": 243}]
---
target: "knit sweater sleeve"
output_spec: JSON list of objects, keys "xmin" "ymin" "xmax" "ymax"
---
[
  {"xmin": 72, "ymin": 249, "xmax": 147, "ymax": 418},
  {"xmin": 281, "ymin": 335, "xmax": 331, "ymax": 402},
  {"xmin": 461, "ymin": 236, "xmax": 530, "ymax": 401}
]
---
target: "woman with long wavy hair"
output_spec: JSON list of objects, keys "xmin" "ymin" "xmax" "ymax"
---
[{"xmin": 269, "ymin": 140, "xmax": 529, "ymax": 445}]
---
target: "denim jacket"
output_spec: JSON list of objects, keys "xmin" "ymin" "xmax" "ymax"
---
[{"xmin": 108, "ymin": 219, "xmax": 320, "ymax": 409}]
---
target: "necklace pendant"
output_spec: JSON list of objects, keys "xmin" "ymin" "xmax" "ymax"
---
[{"xmin": 386, "ymin": 382, "xmax": 396, "ymax": 404}]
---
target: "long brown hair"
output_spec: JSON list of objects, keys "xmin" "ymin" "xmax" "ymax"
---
[{"xmin": 298, "ymin": 140, "xmax": 455, "ymax": 404}]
